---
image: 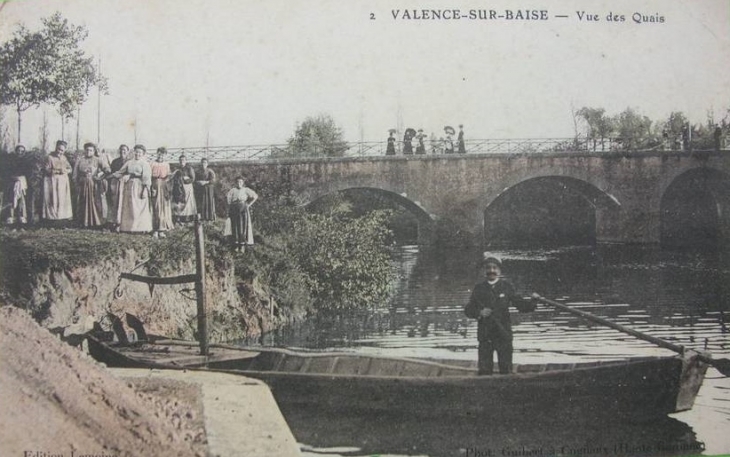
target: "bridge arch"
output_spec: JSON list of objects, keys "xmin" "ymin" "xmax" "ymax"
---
[
  {"xmin": 482, "ymin": 176, "xmax": 621, "ymax": 247},
  {"xmin": 660, "ymin": 167, "xmax": 730, "ymax": 250},
  {"xmin": 305, "ymin": 187, "xmax": 436, "ymax": 243}
]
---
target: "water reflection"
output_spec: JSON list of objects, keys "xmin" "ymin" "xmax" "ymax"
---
[{"xmin": 289, "ymin": 406, "xmax": 703, "ymax": 457}]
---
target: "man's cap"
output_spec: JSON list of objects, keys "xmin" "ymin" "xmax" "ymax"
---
[{"xmin": 481, "ymin": 253, "xmax": 502, "ymax": 267}]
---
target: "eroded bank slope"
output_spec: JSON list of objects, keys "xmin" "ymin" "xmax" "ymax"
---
[{"xmin": 0, "ymin": 228, "xmax": 296, "ymax": 341}]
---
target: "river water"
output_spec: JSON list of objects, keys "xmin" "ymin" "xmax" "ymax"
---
[{"xmin": 264, "ymin": 245, "xmax": 730, "ymax": 457}]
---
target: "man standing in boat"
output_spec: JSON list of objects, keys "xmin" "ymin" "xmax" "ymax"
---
[{"xmin": 464, "ymin": 254, "xmax": 536, "ymax": 375}]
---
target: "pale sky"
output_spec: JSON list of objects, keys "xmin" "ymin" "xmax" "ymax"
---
[{"xmin": 1, "ymin": 0, "xmax": 728, "ymax": 150}]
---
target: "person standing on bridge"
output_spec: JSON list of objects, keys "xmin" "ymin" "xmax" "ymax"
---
[
  {"xmin": 386, "ymin": 130, "xmax": 396, "ymax": 156},
  {"xmin": 226, "ymin": 176, "xmax": 258, "ymax": 253},
  {"xmin": 457, "ymin": 125, "xmax": 466, "ymax": 154},
  {"xmin": 444, "ymin": 126, "xmax": 456, "ymax": 154},
  {"xmin": 402, "ymin": 133, "xmax": 412, "ymax": 154},
  {"xmin": 415, "ymin": 130, "xmax": 426, "ymax": 154},
  {"xmin": 430, "ymin": 133, "xmax": 441, "ymax": 154},
  {"xmin": 464, "ymin": 254, "xmax": 536, "ymax": 375},
  {"xmin": 403, "ymin": 129, "xmax": 415, "ymax": 155},
  {"xmin": 444, "ymin": 135, "xmax": 454, "ymax": 154}
]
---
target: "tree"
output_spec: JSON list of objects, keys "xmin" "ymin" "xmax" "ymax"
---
[
  {"xmin": 660, "ymin": 111, "xmax": 689, "ymax": 150},
  {"xmin": 283, "ymin": 114, "xmax": 349, "ymax": 158},
  {"xmin": 0, "ymin": 12, "xmax": 106, "ymax": 144},
  {"xmin": 688, "ymin": 111, "xmax": 724, "ymax": 151},
  {"xmin": 0, "ymin": 25, "xmax": 52, "ymax": 143},
  {"xmin": 576, "ymin": 107, "xmax": 615, "ymax": 151},
  {"xmin": 612, "ymin": 108, "xmax": 660, "ymax": 151},
  {"xmin": 0, "ymin": 107, "xmax": 11, "ymax": 153}
]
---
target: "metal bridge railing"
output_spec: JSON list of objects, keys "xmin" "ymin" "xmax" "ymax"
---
[
  {"xmin": 163, "ymin": 137, "xmax": 687, "ymax": 163},
  {"xmin": 166, "ymin": 144, "xmax": 290, "ymax": 162}
]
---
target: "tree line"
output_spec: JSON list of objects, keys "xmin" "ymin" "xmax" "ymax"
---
[
  {"xmin": 0, "ymin": 12, "xmax": 106, "ymax": 151},
  {"xmin": 573, "ymin": 106, "xmax": 729, "ymax": 152}
]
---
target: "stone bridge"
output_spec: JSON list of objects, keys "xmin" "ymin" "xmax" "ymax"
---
[{"xmin": 224, "ymin": 150, "xmax": 730, "ymax": 247}]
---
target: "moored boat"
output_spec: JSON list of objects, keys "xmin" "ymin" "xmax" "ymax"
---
[{"xmin": 86, "ymin": 335, "xmax": 708, "ymax": 421}]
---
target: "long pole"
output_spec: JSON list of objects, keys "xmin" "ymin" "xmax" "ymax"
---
[
  {"xmin": 75, "ymin": 106, "xmax": 81, "ymax": 152},
  {"xmin": 97, "ymin": 55, "xmax": 101, "ymax": 145},
  {"xmin": 533, "ymin": 294, "xmax": 730, "ymax": 375},
  {"xmin": 194, "ymin": 217, "xmax": 208, "ymax": 355},
  {"xmin": 534, "ymin": 294, "xmax": 684, "ymax": 353}
]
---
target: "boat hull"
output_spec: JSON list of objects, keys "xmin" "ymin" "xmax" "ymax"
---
[
  {"xmin": 86, "ymin": 337, "xmax": 707, "ymax": 420},
  {"xmin": 220, "ymin": 357, "xmax": 701, "ymax": 420}
]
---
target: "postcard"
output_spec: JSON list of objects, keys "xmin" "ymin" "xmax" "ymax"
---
[{"xmin": 0, "ymin": 0, "xmax": 728, "ymax": 456}]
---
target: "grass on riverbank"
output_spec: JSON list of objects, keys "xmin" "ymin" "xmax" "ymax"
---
[
  {"xmin": 0, "ymin": 225, "xmax": 205, "ymax": 274},
  {"xmin": 0, "ymin": 223, "xmax": 313, "ymax": 325}
]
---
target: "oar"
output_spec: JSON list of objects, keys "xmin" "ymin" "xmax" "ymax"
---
[{"xmin": 532, "ymin": 293, "xmax": 730, "ymax": 376}]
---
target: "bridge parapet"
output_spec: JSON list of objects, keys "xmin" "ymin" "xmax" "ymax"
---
[{"xmin": 165, "ymin": 138, "xmax": 716, "ymax": 163}]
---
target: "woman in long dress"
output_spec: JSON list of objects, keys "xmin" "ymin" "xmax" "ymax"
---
[
  {"xmin": 195, "ymin": 158, "xmax": 216, "ymax": 221},
  {"xmin": 457, "ymin": 125, "xmax": 466, "ymax": 154},
  {"xmin": 226, "ymin": 176, "xmax": 258, "ymax": 252},
  {"xmin": 94, "ymin": 146, "xmax": 112, "ymax": 221},
  {"xmin": 107, "ymin": 144, "xmax": 129, "ymax": 230},
  {"xmin": 2, "ymin": 145, "xmax": 29, "ymax": 225},
  {"xmin": 172, "ymin": 155, "xmax": 197, "ymax": 224},
  {"xmin": 385, "ymin": 131, "xmax": 396, "ymax": 155},
  {"xmin": 72, "ymin": 142, "xmax": 109, "ymax": 228},
  {"xmin": 42, "ymin": 140, "xmax": 73, "ymax": 223},
  {"xmin": 112, "ymin": 145, "xmax": 152, "ymax": 233},
  {"xmin": 402, "ymin": 132, "xmax": 413, "ymax": 154},
  {"xmin": 150, "ymin": 147, "xmax": 174, "ymax": 238}
]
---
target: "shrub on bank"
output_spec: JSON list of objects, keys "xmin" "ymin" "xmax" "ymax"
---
[
  {"xmin": 245, "ymin": 192, "xmax": 394, "ymax": 314},
  {"xmin": 289, "ymin": 210, "xmax": 393, "ymax": 311}
]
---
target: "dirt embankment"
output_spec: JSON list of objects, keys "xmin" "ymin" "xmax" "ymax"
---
[
  {"xmin": 28, "ymin": 252, "xmax": 272, "ymax": 340},
  {"xmin": 2, "ymin": 238, "xmax": 286, "ymax": 342},
  {"xmin": 0, "ymin": 305, "xmax": 208, "ymax": 457}
]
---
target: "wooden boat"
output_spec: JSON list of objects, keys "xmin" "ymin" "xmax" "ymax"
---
[{"xmin": 86, "ymin": 334, "xmax": 708, "ymax": 420}]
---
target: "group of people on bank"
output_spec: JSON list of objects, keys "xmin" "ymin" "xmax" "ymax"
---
[
  {"xmin": 385, "ymin": 125, "xmax": 466, "ymax": 156},
  {"xmin": 1, "ymin": 141, "xmax": 258, "ymax": 251}
]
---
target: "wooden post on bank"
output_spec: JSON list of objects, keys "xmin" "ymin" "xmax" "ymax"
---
[
  {"xmin": 194, "ymin": 216, "xmax": 209, "ymax": 356},
  {"xmin": 117, "ymin": 219, "xmax": 209, "ymax": 356}
]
